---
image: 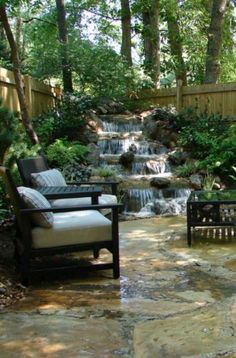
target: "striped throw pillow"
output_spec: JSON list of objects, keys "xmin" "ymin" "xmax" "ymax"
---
[
  {"xmin": 18, "ymin": 186, "xmax": 54, "ymax": 228},
  {"xmin": 31, "ymin": 169, "xmax": 67, "ymax": 187}
]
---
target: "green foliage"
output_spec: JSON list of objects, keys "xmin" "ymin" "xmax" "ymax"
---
[
  {"xmin": 0, "ymin": 98, "xmax": 19, "ymax": 164},
  {"xmin": 62, "ymin": 163, "xmax": 92, "ymax": 182},
  {"xmin": 0, "ymin": 177, "xmax": 10, "ymax": 220},
  {"xmin": 71, "ymin": 39, "xmax": 149, "ymax": 97},
  {"xmin": 229, "ymin": 166, "xmax": 236, "ymax": 181},
  {"xmin": 202, "ymin": 172, "xmax": 215, "ymax": 190},
  {"xmin": 5, "ymin": 141, "xmax": 41, "ymax": 168},
  {"xmin": 199, "ymin": 123, "xmax": 236, "ymax": 175},
  {"xmin": 174, "ymin": 106, "xmax": 236, "ymax": 175},
  {"xmin": 33, "ymin": 92, "xmax": 93, "ymax": 145},
  {"xmin": 92, "ymin": 166, "xmax": 117, "ymax": 178},
  {"xmin": 46, "ymin": 139, "xmax": 89, "ymax": 169},
  {"xmin": 174, "ymin": 161, "xmax": 199, "ymax": 178}
]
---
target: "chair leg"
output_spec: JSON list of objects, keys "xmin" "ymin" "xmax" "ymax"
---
[
  {"xmin": 19, "ymin": 254, "xmax": 31, "ymax": 287},
  {"xmin": 112, "ymin": 242, "xmax": 120, "ymax": 279},
  {"xmin": 113, "ymin": 263, "xmax": 120, "ymax": 279}
]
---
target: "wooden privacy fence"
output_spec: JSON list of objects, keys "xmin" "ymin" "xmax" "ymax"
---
[
  {"xmin": 0, "ymin": 67, "xmax": 61, "ymax": 118},
  {"xmin": 132, "ymin": 80, "xmax": 236, "ymax": 118}
]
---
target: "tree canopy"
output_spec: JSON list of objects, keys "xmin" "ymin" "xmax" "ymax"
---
[{"xmin": 0, "ymin": 0, "xmax": 236, "ymax": 96}]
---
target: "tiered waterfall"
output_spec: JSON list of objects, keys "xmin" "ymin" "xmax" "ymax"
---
[{"xmin": 97, "ymin": 114, "xmax": 190, "ymax": 217}]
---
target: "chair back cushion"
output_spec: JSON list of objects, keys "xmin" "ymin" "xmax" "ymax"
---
[
  {"xmin": 17, "ymin": 155, "xmax": 49, "ymax": 186},
  {"xmin": 17, "ymin": 186, "xmax": 54, "ymax": 228},
  {"xmin": 31, "ymin": 169, "xmax": 67, "ymax": 187}
]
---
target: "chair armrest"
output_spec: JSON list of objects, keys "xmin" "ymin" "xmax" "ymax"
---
[
  {"xmin": 21, "ymin": 204, "xmax": 124, "ymax": 228},
  {"xmin": 66, "ymin": 181, "xmax": 119, "ymax": 196},
  {"xmin": 21, "ymin": 203, "xmax": 124, "ymax": 214}
]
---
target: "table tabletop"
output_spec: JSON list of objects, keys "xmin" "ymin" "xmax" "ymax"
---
[{"xmin": 37, "ymin": 185, "xmax": 102, "ymax": 203}]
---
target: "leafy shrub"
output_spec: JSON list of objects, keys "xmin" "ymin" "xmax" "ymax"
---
[
  {"xmin": 150, "ymin": 105, "xmax": 177, "ymax": 124},
  {"xmin": 62, "ymin": 163, "xmax": 92, "ymax": 182},
  {"xmin": 202, "ymin": 172, "xmax": 215, "ymax": 190},
  {"xmin": 197, "ymin": 123, "xmax": 236, "ymax": 175},
  {"xmin": 174, "ymin": 161, "xmax": 199, "ymax": 177},
  {"xmin": 33, "ymin": 92, "xmax": 94, "ymax": 146},
  {"xmin": 0, "ymin": 98, "xmax": 19, "ymax": 164},
  {"xmin": 173, "ymin": 105, "xmax": 235, "ymax": 176},
  {"xmin": 4, "ymin": 141, "xmax": 41, "ymax": 169},
  {"xmin": 0, "ymin": 178, "xmax": 10, "ymax": 219},
  {"xmin": 46, "ymin": 139, "xmax": 89, "ymax": 169},
  {"xmin": 230, "ymin": 166, "xmax": 236, "ymax": 181},
  {"xmin": 0, "ymin": 165, "xmax": 24, "ymax": 220},
  {"xmin": 92, "ymin": 166, "xmax": 117, "ymax": 178}
]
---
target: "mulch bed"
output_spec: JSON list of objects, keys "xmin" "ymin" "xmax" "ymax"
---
[{"xmin": 0, "ymin": 219, "xmax": 26, "ymax": 309}]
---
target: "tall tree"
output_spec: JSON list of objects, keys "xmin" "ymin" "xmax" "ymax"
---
[
  {"xmin": 204, "ymin": 0, "xmax": 229, "ymax": 83},
  {"xmin": 141, "ymin": 0, "xmax": 160, "ymax": 88},
  {"xmin": 165, "ymin": 0, "xmax": 187, "ymax": 85},
  {"xmin": 0, "ymin": 5, "xmax": 39, "ymax": 145},
  {"xmin": 55, "ymin": 0, "xmax": 73, "ymax": 92},
  {"xmin": 120, "ymin": 0, "xmax": 132, "ymax": 66}
]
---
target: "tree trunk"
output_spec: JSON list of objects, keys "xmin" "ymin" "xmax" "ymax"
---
[
  {"xmin": 204, "ymin": 0, "xmax": 229, "ymax": 84},
  {"xmin": 0, "ymin": 6, "xmax": 39, "ymax": 145},
  {"xmin": 55, "ymin": 0, "xmax": 73, "ymax": 92},
  {"xmin": 120, "ymin": 0, "xmax": 132, "ymax": 66},
  {"xmin": 165, "ymin": 0, "xmax": 187, "ymax": 85},
  {"xmin": 142, "ymin": 0, "xmax": 160, "ymax": 88}
]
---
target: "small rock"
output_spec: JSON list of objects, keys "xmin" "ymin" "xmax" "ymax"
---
[
  {"xmin": 150, "ymin": 177, "xmax": 171, "ymax": 188},
  {"xmin": 189, "ymin": 174, "xmax": 203, "ymax": 190}
]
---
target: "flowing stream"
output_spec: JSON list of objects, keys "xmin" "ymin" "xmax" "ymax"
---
[{"xmin": 97, "ymin": 114, "xmax": 191, "ymax": 217}]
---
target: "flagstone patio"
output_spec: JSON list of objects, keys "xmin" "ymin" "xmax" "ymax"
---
[{"xmin": 1, "ymin": 216, "xmax": 236, "ymax": 357}]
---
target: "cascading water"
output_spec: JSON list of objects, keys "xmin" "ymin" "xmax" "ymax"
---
[
  {"xmin": 97, "ymin": 116, "xmax": 191, "ymax": 217},
  {"xmin": 124, "ymin": 188, "xmax": 191, "ymax": 217}
]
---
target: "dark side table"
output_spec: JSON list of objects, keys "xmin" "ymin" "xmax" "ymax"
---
[
  {"xmin": 37, "ymin": 186, "xmax": 102, "ymax": 204},
  {"xmin": 187, "ymin": 190, "xmax": 236, "ymax": 246}
]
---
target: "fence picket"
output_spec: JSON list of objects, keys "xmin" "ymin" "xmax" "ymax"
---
[{"xmin": 0, "ymin": 67, "xmax": 61, "ymax": 118}]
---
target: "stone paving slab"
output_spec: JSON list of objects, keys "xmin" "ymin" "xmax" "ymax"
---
[
  {"xmin": 1, "ymin": 216, "xmax": 236, "ymax": 357},
  {"xmin": 134, "ymin": 297, "xmax": 236, "ymax": 358},
  {"xmin": 0, "ymin": 314, "xmax": 127, "ymax": 358}
]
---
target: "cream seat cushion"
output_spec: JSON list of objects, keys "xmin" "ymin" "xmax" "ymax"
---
[{"xmin": 32, "ymin": 210, "xmax": 112, "ymax": 249}]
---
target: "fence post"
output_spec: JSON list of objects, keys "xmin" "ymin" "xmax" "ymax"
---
[
  {"xmin": 176, "ymin": 80, "xmax": 183, "ymax": 112},
  {"xmin": 24, "ymin": 75, "xmax": 33, "ymax": 117}
]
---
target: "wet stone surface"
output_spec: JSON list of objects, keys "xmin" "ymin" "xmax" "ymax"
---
[{"xmin": 1, "ymin": 216, "xmax": 236, "ymax": 357}]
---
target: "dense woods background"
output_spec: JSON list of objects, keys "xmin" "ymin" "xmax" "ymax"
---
[
  {"xmin": 0, "ymin": 0, "xmax": 236, "ymax": 183},
  {"xmin": 0, "ymin": 0, "xmax": 235, "ymax": 98}
]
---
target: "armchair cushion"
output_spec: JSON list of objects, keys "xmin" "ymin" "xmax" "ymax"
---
[
  {"xmin": 32, "ymin": 210, "xmax": 112, "ymax": 249},
  {"xmin": 17, "ymin": 186, "xmax": 54, "ymax": 228},
  {"xmin": 31, "ymin": 169, "xmax": 67, "ymax": 187},
  {"xmin": 50, "ymin": 194, "xmax": 117, "ymax": 216}
]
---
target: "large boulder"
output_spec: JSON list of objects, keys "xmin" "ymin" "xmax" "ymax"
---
[
  {"xmin": 143, "ymin": 120, "xmax": 178, "ymax": 148},
  {"xmin": 150, "ymin": 177, "xmax": 171, "ymax": 188},
  {"xmin": 86, "ymin": 110, "xmax": 104, "ymax": 132},
  {"xmin": 142, "ymin": 107, "xmax": 178, "ymax": 148},
  {"xmin": 119, "ymin": 151, "xmax": 135, "ymax": 168}
]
